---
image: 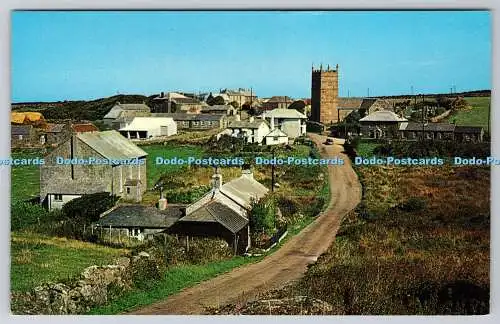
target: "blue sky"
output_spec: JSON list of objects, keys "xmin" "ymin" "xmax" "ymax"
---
[{"xmin": 11, "ymin": 11, "xmax": 491, "ymax": 103}]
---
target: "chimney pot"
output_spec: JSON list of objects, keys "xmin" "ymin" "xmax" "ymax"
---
[{"xmin": 158, "ymin": 198, "xmax": 168, "ymax": 210}]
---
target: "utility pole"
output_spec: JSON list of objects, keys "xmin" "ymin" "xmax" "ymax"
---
[
  {"xmin": 411, "ymin": 85, "xmax": 414, "ymax": 96},
  {"xmin": 271, "ymin": 148, "xmax": 275, "ymax": 192},
  {"xmin": 367, "ymin": 88, "xmax": 370, "ymax": 98},
  {"xmin": 421, "ymin": 94, "xmax": 426, "ymax": 141},
  {"xmin": 488, "ymin": 102, "xmax": 491, "ymax": 135}
]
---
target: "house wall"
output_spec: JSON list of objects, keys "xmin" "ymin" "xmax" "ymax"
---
[
  {"xmin": 277, "ymin": 118, "xmax": 305, "ymax": 138},
  {"xmin": 265, "ymin": 136, "xmax": 288, "ymax": 146},
  {"xmin": 47, "ymin": 194, "xmax": 82, "ymax": 210},
  {"xmin": 360, "ymin": 122, "xmax": 400, "ymax": 139},
  {"xmin": 41, "ymin": 136, "xmax": 147, "ymax": 210}
]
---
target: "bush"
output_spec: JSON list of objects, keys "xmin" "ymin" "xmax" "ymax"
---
[
  {"xmin": 11, "ymin": 202, "xmax": 52, "ymax": 231},
  {"xmin": 250, "ymin": 196, "xmax": 276, "ymax": 235},
  {"xmin": 62, "ymin": 192, "xmax": 118, "ymax": 223},
  {"xmin": 399, "ymin": 197, "xmax": 427, "ymax": 212}
]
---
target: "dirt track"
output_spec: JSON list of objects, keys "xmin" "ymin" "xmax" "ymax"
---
[{"xmin": 130, "ymin": 134, "xmax": 362, "ymax": 315}]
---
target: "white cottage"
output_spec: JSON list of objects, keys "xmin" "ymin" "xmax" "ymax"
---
[
  {"xmin": 260, "ymin": 109, "xmax": 307, "ymax": 139},
  {"xmin": 224, "ymin": 116, "xmax": 271, "ymax": 144},
  {"xmin": 119, "ymin": 117, "xmax": 177, "ymax": 140}
]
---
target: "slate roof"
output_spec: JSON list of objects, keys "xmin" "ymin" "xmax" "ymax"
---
[
  {"xmin": 179, "ymin": 200, "xmax": 249, "ymax": 233},
  {"xmin": 399, "ymin": 122, "xmax": 455, "ymax": 132},
  {"xmin": 359, "ymin": 110, "xmax": 407, "ymax": 122},
  {"xmin": 220, "ymin": 174, "xmax": 269, "ymax": 209},
  {"xmin": 337, "ymin": 98, "xmax": 363, "ymax": 110},
  {"xmin": 76, "ymin": 130, "xmax": 147, "ymax": 160},
  {"xmin": 267, "ymin": 96, "xmax": 293, "ymax": 103},
  {"xmin": 95, "ymin": 204, "xmax": 184, "ymax": 228},
  {"xmin": 454, "ymin": 126, "xmax": 484, "ymax": 133},
  {"xmin": 262, "ymin": 109, "xmax": 307, "ymax": 119},
  {"xmin": 45, "ymin": 123, "xmax": 66, "ymax": 133},
  {"xmin": 152, "ymin": 113, "xmax": 225, "ymax": 121},
  {"xmin": 202, "ymin": 105, "xmax": 233, "ymax": 112},
  {"xmin": 117, "ymin": 103, "xmax": 151, "ymax": 111},
  {"xmin": 11, "ymin": 125, "xmax": 32, "ymax": 136},
  {"xmin": 265, "ymin": 128, "xmax": 288, "ymax": 138},
  {"xmin": 228, "ymin": 120, "xmax": 268, "ymax": 129},
  {"xmin": 171, "ymin": 97, "xmax": 201, "ymax": 104}
]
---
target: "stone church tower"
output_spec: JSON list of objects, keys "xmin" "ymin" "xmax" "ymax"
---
[{"xmin": 311, "ymin": 64, "xmax": 339, "ymax": 124}]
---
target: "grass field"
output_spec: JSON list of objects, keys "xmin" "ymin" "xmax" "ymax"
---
[
  {"xmin": 447, "ymin": 97, "xmax": 491, "ymax": 129},
  {"xmin": 11, "ymin": 232, "xmax": 128, "ymax": 292},
  {"xmin": 141, "ymin": 144, "xmax": 204, "ymax": 188},
  {"xmin": 10, "ymin": 151, "xmax": 43, "ymax": 203},
  {"xmin": 267, "ymin": 164, "xmax": 490, "ymax": 315}
]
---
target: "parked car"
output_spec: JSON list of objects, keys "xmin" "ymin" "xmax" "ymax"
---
[{"xmin": 324, "ymin": 137, "xmax": 334, "ymax": 145}]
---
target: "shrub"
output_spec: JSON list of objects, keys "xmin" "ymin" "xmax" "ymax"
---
[
  {"xmin": 61, "ymin": 192, "xmax": 118, "ymax": 223},
  {"xmin": 250, "ymin": 196, "xmax": 276, "ymax": 235},
  {"xmin": 11, "ymin": 202, "xmax": 51, "ymax": 231},
  {"xmin": 399, "ymin": 197, "xmax": 427, "ymax": 212}
]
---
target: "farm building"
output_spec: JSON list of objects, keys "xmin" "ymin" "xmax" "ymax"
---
[
  {"xmin": 168, "ymin": 169, "xmax": 269, "ymax": 254},
  {"xmin": 119, "ymin": 117, "xmax": 177, "ymax": 139},
  {"xmin": 40, "ymin": 130, "xmax": 147, "ymax": 210},
  {"xmin": 201, "ymin": 105, "xmax": 237, "ymax": 116},
  {"xmin": 103, "ymin": 102, "xmax": 151, "ymax": 127},
  {"xmin": 399, "ymin": 122, "xmax": 455, "ymax": 141},
  {"xmin": 261, "ymin": 96, "xmax": 294, "ymax": 110},
  {"xmin": 94, "ymin": 204, "xmax": 184, "ymax": 241},
  {"xmin": 359, "ymin": 110, "xmax": 408, "ymax": 139},
  {"xmin": 454, "ymin": 126, "xmax": 484, "ymax": 143}
]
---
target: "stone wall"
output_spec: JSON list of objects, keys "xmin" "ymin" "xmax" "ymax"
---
[{"xmin": 11, "ymin": 252, "xmax": 156, "ymax": 315}]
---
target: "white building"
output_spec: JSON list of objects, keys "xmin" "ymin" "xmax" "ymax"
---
[
  {"xmin": 103, "ymin": 102, "xmax": 151, "ymax": 127},
  {"xmin": 222, "ymin": 116, "xmax": 271, "ymax": 144},
  {"xmin": 119, "ymin": 117, "xmax": 177, "ymax": 140},
  {"xmin": 264, "ymin": 128, "xmax": 289, "ymax": 145},
  {"xmin": 260, "ymin": 109, "xmax": 307, "ymax": 139}
]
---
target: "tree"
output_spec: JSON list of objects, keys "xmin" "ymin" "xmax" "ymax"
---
[
  {"xmin": 249, "ymin": 196, "xmax": 276, "ymax": 235},
  {"xmin": 62, "ymin": 192, "xmax": 118, "ymax": 223},
  {"xmin": 212, "ymin": 96, "xmax": 226, "ymax": 106},
  {"xmin": 288, "ymin": 100, "xmax": 306, "ymax": 114},
  {"xmin": 206, "ymin": 92, "xmax": 215, "ymax": 106},
  {"xmin": 229, "ymin": 101, "xmax": 240, "ymax": 109}
]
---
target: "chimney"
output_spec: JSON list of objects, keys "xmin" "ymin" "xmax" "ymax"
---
[
  {"xmin": 158, "ymin": 197, "xmax": 168, "ymax": 210},
  {"xmin": 270, "ymin": 116, "xmax": 275, "ymax": 130},
  {"xmin": 261, "ymin": 112, "xmax": 266, "ymax": 120},
  {"xmin": 235, "ymin": 115, "xmax": 241, "ymax": 121},
  {"xmin": 241, "ymin": 167, "xmax": 254, "ymax": 179},
  {"xmin": 249, "ymin": 116, "xmax": 255, "ymax": 123},
  {"xmin": 160, "ymin": 91, "xmax": 164, "ymax": 98},
  {"xmin": 212, "ymin": 170, "xmax": 223, "ymax": 190}
]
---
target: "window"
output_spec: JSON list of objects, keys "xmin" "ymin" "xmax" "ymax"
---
[
  {"xmin": 273, "ymin": 136, "xmax": 279, "ymax": 141},
  {"xmin": 18, "ymin": 135, "xmax": 23, "ymax": 140},
  {"xmin": 54, "ymin": 194, "xmax": 63, "ymax": 202},
  {"xmin": 126, "ymin": 187, "xmax": 131, "ymax": 194}
]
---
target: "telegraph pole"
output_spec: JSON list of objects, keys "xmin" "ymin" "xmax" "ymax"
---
[{"xmin": 271, "ymin": 148, "xmax": 275, "ymax": 192}]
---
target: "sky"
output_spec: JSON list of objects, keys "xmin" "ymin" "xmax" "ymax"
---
[{"xmin": 11, "ymin": 11, "xmax": 491, "ymax": 103}]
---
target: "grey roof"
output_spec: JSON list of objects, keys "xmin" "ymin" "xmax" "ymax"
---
[
  {"xmin": 11, "ymin": 125, "xmax": 32, "ymax": 136},
  {"xmin": 228, "ymin": 120, "xmax": 268, "ymax": 129},
  {"xmin": 399, "ymin": 122, "xmax": 455, "ymax": 132},
  {"xmin": 202, "ymin": 105, "xmax": 233, "ymax": 111},
  {"xmin": 171, "ymin": 97, "xmax": 200, "ymax": 104},
  {"xmin": 337, "ymin": 98, "xmax": 363, "ymax": 110},
  {"xmin": 262, "ymin": 109, "xmax": 307, "ymax": 119},
  {"xmin": 152, "ymin": 113, "xmax": 225, "ymax": 121},
  {"xmin": 95, "ymin": 204, "xmax": 184, "ymax": 228},
  {"xmin": 359, "ymin": 110, "xmax": 407, "ymax": 122},
  {"xmin": 179, "ymin": 200, "xmax": 248, "ymax": 233},
  {"xmin": 118, "ymin": 103, "xmax": 151, "ymax": 111},
  {"xmin": 77, "ymin": 130, "xmax": 147, "ymax": 160},
  {"xmin": 220, "ymin": 175, "xmax": 269, "ymax": 209},
  {"xmin": 45, "ymin": 123, "xmax": 66, "ymax": 133},
  {"xmin": 267, "ymin": 96, "xmax": 293, "ymax": 103},
  {"xmin": 454, "ymin": 126, "xmax": 484, "ymax": 133}
]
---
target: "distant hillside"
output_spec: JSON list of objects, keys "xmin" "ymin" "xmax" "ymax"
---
[
  {"xmin": 377, "ymin": 89, "xmax": 491, "ymax": 100},
  {"xmin": 11, "ymin": 94, "xmax": 157, "ymax": 121}
]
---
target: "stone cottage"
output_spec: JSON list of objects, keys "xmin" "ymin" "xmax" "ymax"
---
[
  {"xmin": 359, "ymin": 110, "xmax": 408, "ymax": 139},
  {"xmin": 102, "ymin": 102, "xmax": 151, "ymax": 127},
  {"xmin": 40, "ymin": 130, "xmax": 147, "ymax": 210},
  {"xmin": 168, "ymin": 169, "xmax": 269, "ymax": 254}
]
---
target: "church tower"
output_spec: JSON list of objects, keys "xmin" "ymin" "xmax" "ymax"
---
[{"xmin": 311, "ymin": 64, "xmax": 339, "ymax": 124}]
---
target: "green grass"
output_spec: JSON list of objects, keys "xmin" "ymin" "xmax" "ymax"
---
[
  {"xmin": 11, "ymin": 232, "xmax": 127, "ymax": 292},
  {"xmin": 447, "ymin": 97, "xmax": 491, "ymax": 129},
  {"xmin": 356, "ymin": 141, "xmax": 379, "ymax": 158},
  {"xmin": 141, "ymin": 144, "xmax": 204, "ymax": 188},
  {"xmin": 10, "ymin": 152, "xmax": 42, "ymax": 203},
  {"xmin": 87, "ymin": 256, "xmax": 263, "ymax": 314}
]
